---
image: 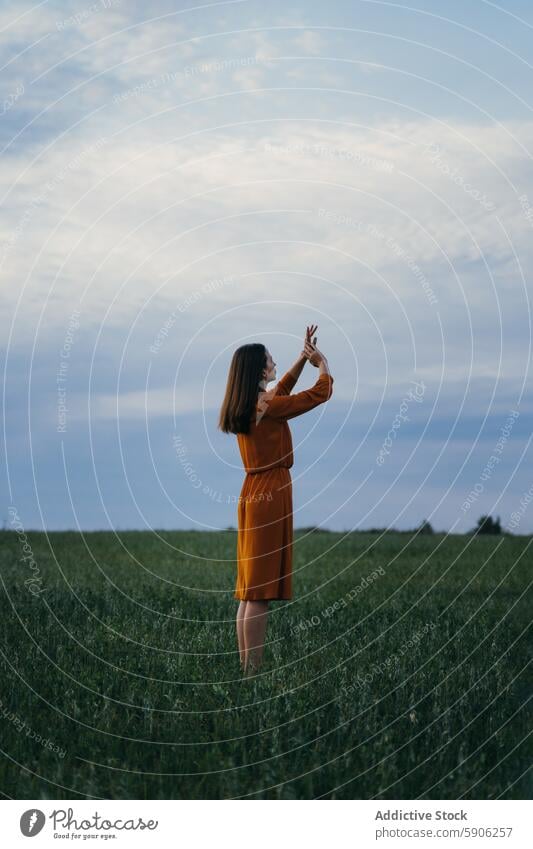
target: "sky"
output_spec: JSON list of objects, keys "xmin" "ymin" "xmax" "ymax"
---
[{"xmin": 1, "ymin": 0, "xmax": 532, "ymax": 533}]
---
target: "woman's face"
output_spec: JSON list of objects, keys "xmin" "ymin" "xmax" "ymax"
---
[{"xmin": 263, "ymin": 349, "xmax": 277, "ymax": 383}]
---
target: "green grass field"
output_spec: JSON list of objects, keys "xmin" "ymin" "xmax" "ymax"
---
[{"xmin": 0, "ymin": 529, "xmax": 531, "ymax": 799}]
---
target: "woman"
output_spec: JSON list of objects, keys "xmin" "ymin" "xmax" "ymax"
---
[{"xmin": 218, "ymin": 326, "xmax": 334, "ymax": 677}]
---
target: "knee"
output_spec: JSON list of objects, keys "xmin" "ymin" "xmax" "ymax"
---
[{"xmin": 247, "ymin": 599, "xmax": 269, "ymax": 613}]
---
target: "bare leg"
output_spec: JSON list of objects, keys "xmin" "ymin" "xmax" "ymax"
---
[
  {"xmin": 243, "ymin": 600, "xmax": 270, "ymax": 675},
  {"xmin": 236, "ymin": 601, "xmax": 247, "ymax": 669}
]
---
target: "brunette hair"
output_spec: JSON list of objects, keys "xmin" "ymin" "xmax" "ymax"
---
[{"xmin": 218, "ymin": 343, "xmax": 267, "ymax": 434}]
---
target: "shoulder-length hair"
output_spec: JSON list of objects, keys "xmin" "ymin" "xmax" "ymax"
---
[{"xmin": 218, "ymin": 343, "xmax": 267, "ymax": 434}]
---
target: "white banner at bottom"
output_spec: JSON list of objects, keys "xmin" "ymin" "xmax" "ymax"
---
[{"xmin": 2, "ymin": 799, "xmax": 529, "ymax": 847}]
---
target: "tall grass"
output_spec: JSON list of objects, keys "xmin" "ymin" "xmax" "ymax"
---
[{"xmin": 0, "ymin": 529, "xmax": 530, "ymax": 799}]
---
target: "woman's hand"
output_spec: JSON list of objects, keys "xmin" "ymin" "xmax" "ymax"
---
[
  {"xmin": 306, "ymin": 324, "xmax": 318, "ymax": 346},
  {"xmin": 303, "ymin": 339, "xmax": 325, "ymax": 367},
  {"xmin": 301, "ymin": 324, "xmax": 318, "ymax": 359}
]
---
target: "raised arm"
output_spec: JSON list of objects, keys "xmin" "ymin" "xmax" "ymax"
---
[
  {"xmin": 258, "ymin": 370, "xmax": 334, "ymax": 422},
  {"xmin": 274, "ymin": 353, "xmax": 307, "ymax": 396},
  {"xmin": 273, "ymin": 325, "xmax": 318, "ymax": 396}
]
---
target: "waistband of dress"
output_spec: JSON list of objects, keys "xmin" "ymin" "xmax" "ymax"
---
[{"xmin": 245, "ymin": 465, "xmax": 291, "ymax": 475}]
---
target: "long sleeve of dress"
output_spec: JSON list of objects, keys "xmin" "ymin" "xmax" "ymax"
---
[
  {"xmin": 274, "ymin": 369, "xmax": 298, "ymax": 396},
  {"xmin": 260, "ymin": 373, "xmax": 334, "ymax": 421}
]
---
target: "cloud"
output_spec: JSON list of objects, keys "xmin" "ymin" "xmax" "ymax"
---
[
  {"xmin": 1, "ymin": 116, "xmax": 531, "ymax": 437},
  {"xmin": 291, "ymin": 30, "xmax": 326, "ymax": 55},
  {"xmin": 3, "ymin": 118, "xmax": 531, "ymax": 351},
  {"xmin": 2, "ymin": 1, "xmax": 532, "ymax": 532},
  {"xmin": 73, "ymin": 382, "xmax": 210, "ymax": 420}
]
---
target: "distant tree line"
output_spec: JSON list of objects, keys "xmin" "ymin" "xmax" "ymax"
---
[{"xmin": 291, "ymin": 515, "xmax": 508, "ymax": 535}]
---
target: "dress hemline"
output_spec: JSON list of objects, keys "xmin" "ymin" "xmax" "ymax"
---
[{"xmin": 234, "ymin": 593, "xmax": 292, "ymax": 601}]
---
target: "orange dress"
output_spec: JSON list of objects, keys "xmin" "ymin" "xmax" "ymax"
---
[{"xmin": 234, "ymin": 369, "xmax": 334, "ymax": 601}]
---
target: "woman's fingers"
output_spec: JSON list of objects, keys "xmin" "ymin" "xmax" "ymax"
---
[
  {"xmin": 304, "ymin": 332, "xmax": 320, "ymax": 360},
  {"xmin": 305, "ymin": 338, "xmax": 323, "ymax": 358}
]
